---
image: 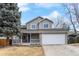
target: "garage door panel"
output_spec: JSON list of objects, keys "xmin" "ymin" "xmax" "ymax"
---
[{"xmin": 42, "ymin": 34, "xmax": 65, "ymax": 44}]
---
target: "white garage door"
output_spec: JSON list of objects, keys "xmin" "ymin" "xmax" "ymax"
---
[{"xmin": 42, "ymin": 34, "xmax": 66, "ymax": 44}]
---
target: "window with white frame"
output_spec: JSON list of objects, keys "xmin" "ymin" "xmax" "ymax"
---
[
  {"xmin": 31, "ymin": 24, "xmax": 36, "ymax": 29},
  {"xmin": 44, "ymin": 23, "xmax": 48, "ymax": 29}
]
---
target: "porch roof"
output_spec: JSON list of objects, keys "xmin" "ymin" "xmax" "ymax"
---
[{"xmin": 21, "ymin": 29, "xmax": 68, "ymax": 34}]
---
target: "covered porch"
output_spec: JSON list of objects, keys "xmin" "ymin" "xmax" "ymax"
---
[{"xmin": 21, "ymin": 33, "xmax": 40, "ymax": 45}]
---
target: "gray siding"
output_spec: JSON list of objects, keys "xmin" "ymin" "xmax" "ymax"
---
[
  {"xmin": 39, "ymin": 20, "xmax": 53, "ymax": 29},
  {"xmin": 26, "ymin": 18, "xmax": 43, "ymax": 29},
  {"xmin": 26, "ymin": 18, "xmax": 53, "ymax": 30}
]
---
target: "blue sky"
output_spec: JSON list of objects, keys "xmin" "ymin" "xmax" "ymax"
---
[
  {"xmin": 17, "ymin": 3, "xmax": 79, "ymax": 31},
  {"xmin": 18, "ymin": 3, "xmax": 67, "ymax": 25}
]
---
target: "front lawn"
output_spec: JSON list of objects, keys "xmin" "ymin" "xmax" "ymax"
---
[{"xmin": 0, "ymin": 46, "xmax": 44, "ymax": 56}]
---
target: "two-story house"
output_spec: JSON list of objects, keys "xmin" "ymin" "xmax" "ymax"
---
[{"xmin": 20, "ymin": 16, "xmax": 68, "ymax": 45}]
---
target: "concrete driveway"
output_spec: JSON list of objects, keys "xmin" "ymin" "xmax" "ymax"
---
[{"xmin": 43, "ymin": 45, "xmax": 79, "ymax": 56}]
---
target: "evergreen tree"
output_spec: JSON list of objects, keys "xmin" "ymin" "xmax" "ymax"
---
[{"xmin": 0, "ymin": 3, "xmax": 21, "ymax": 39}]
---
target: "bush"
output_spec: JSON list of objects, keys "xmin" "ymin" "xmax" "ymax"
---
[
  {"xmin": 76, "ymin": 36, "xmax": 79, "ymax": 43},
  {"xmin": 68, "ymin": 37, "xmax": 75, "ymax": 44},
  {"xmin": 67, "ymin": 34, "xmax": 76, "ymax": 44}
]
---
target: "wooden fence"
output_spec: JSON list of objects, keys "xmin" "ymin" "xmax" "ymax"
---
[{"xmin": 0, "ymin": 39, "xmax": 11, "ymax": 46}]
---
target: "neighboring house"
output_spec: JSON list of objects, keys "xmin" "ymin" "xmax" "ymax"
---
[{"xmin": 20, "ymin": 16, "xmax": 68, "ymax": 45}]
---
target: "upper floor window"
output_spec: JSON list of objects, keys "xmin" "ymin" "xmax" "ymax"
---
[
  {"xmin": 32, "ymin": 24, "xmax": 36, "ymax": 29},
  {"xmin": 44, "ymin": 24, "xmax": 48, "ymax": 29}
]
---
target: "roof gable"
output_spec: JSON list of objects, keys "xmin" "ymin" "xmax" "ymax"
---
[
  {"xmin": 26, "ymin": 16, "xmax": 43, "ymax": 25},
  {"xmin": 26, "ymin": 16, "xmax": 53, "ymax": 25},
  {"xmin": 39, "ymin": 18, "xmax": 53, "ymax": 24}
]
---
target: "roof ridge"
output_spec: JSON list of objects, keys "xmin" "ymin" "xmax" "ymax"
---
[
  {"xmin": 26, "ymin": 16, "xmax": 44, "ymax": 25},
  {"xmin": 38, "ymin": 17, "xmax": 53, "ymax": 24}
]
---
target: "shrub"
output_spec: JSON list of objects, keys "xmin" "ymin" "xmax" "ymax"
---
[{"xmin": 67, "ymin": 34, "xmax": 76, "ymax": 44}]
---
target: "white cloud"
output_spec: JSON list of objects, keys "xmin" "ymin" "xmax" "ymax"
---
[
  {"xmin": 42, "ymin": 11, "xmax": 61, "ymax": 19},
  {"xmin": 19, "ymin": 7, "xmax": 29, "ymax": 12},
  {"xmin": 18, "ymin": 3, "xmax": 28, "ymax": 7},
  {"xmin": 35, "ymin": 3, "xmax": 60, "ymax": 8},
  {"xmin": 18, "ymin": 3, "xmax": 30, "ymax": 12},
  {"xmin": 48, "ymin": 11, "xmax": 61, "ymax": 18}
]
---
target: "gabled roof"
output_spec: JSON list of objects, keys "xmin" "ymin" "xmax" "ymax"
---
[
  {"xmin": 39, "ymin": 18, "xmax": 53, "ymax": 24},
  {"xmin": 26, "ymin": 16, "xmax": 53, "ymax": 25},
  {"xmin": 26, "ymin": 16, "xmax": 43, "ymax": 25}
]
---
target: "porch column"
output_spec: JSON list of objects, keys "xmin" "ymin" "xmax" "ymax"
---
[
  {"xmin": 27, "ymin": 34, "xmax": 28, "ymax": 42},
  {"xmin": 30, "ymin": 33, "xmax": 31, "ymax": 44}
]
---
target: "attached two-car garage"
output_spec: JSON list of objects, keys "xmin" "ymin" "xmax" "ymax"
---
[{"xmin": 41, "ymin": 34, "xmax": 67, "ymax": 45}]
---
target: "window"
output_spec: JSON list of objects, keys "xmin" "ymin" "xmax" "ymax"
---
[
  {"xmin": 44, "ymin": 24, "xmax": 48, "ymax": 29},
  {"xmin": 32, "ymin": 24, "xmax": 36, "ymax": 29}
]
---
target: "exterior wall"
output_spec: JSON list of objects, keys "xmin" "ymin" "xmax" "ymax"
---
[
  {"xmin": 65, "ymin": 34, "xmax": 68, "ymax": 44},
  {"xmin": 26, "ymin": 18, "xmax": 53, "ymax": 30},
  {"xmin": 39, "ymin": 20, "xmax": 53, "ymax": 29},
  {"xmin": 26, "ymin": 18, "xmax": 43, "ymax": 29}
]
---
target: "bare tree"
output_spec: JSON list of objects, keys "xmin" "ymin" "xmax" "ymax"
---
[
  {"xmin": 62, "ymin": 4, "xmax": 77, "ymax": 34},
  {"xmin": 52, "ymin": 15, "xmax": 64, "ymax": 28},
  {"xmin": 71, "ymin": 3, "xmax": 79, "ymax": 24}
]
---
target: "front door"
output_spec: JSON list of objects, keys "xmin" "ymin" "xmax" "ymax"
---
[{"xmin": 27, "ymin": 34, "xmax": 30, "ymax": 43}]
